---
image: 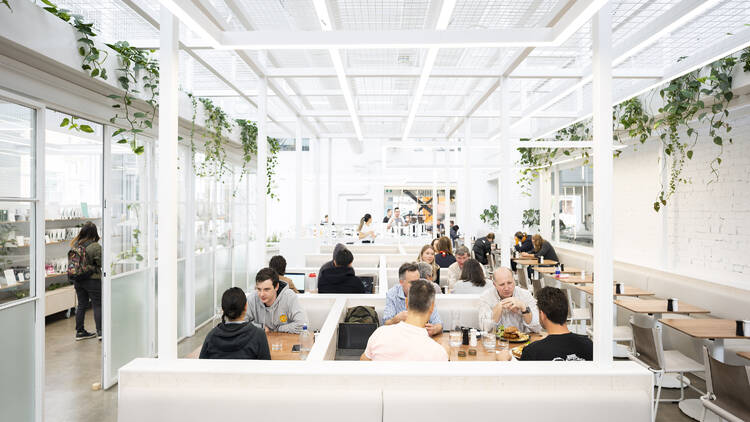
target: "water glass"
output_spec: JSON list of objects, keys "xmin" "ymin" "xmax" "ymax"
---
[
  {"xmin": 449, "ymin": 330, "xmax": 462, "ymax": 348},
  {"xmin": 271, "ymin": 340, "xmax": 283, "ymax": 351},
  {"xmin": 482, "ymin": 332, "xmax": 496, "ymax": 350},
  {"xmin": 497, "ymin": 339, "xmax": 509, "ymax": 352}
]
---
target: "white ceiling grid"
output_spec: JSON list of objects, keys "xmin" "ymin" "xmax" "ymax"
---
[{"xmin": 25, "ymin": 0, "xmax": 750, "ymax": 141}]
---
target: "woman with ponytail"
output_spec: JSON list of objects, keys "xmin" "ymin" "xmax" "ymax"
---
[
  {"xmin": 199, "ymin": 287, "xmax": 271, "ymax": 360},
  {"xmin": 356, "ymin": 213, "xmax": 377, "ymax": 243}
]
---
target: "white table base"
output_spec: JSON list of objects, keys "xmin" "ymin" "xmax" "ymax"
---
[{"xmin": 679, "ymin": 398, "xmax": 720, "ymax": 422}]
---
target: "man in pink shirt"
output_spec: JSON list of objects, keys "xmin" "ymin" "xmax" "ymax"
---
[{"xmin": 361, "ymin": 279, "xmax": 448, "ymax": 361}]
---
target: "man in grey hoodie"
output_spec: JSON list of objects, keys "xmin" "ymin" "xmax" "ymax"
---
[{"xmin": 247, "ymin": 267, "xmax": 309, "ymax": 334}]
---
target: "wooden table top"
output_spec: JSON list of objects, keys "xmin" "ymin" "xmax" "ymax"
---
[
  {"xmin": 557, "ymin": 274, "xmax": 595, "ymax": 284},
  {"xmin": 737, "ymin": 351, "xmax": 750, "ymax": 361},
  {"xmin": 659, "ymin": 319, "xmax": 749, "ymax": 340},
  {"xmin": 533, "ymin": 266, "xmax": 583, "ymax": 274},
  {"xmin": 433, "ymin": 331, "xmax": 545, "ymax": 361},
  {"xmin": 514, "ymin": 258, "xmax": 558, "ymax": 266},
  {"xmin": 185, "ymin": 332, "xmax": 302, "ymax": 360},
  {"xmin": 614, "ymin": 299, "xmax": 710, "ymax": 315},
  {"xmin": 572, "ymin": 284, "xmax": 654, "ymax": 297}
]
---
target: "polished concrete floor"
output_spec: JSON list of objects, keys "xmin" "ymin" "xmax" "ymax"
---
[{"xmin": 45, "ymin": 313, "xmax": 701, "ymax": 422}]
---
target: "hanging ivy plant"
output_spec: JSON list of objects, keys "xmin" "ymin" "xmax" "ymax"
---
[
  {"xmin": 479, "ymin": 205, "xmax": 499, "ymax": 228},
  {"xmin": 58, "ymin": 115, "xmax": 94, "ymax": 133},
  {"xmin": 193, "ymin": 97, "xmax": 232, "ymax": 178},
  {"xmin": 40, "ymin": 0, "xmax": 108, "ymax": 81},
  {"xmin": 105, "ymin": 41, "xmax": 159, "ymax": 155},
  {"xmin": 522, "ymin": 209, "xmax": 540, "ymax": 229},
  {"xmin": 266, "ymin": 137, "xmax": 281, "ymax": 199},
  {"xmin": 234, "ymin": 119, "xmax": 281, "ymax": 199}
]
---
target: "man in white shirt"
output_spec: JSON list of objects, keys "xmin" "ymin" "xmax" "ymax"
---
[
  {"xmin": 361, "ymin": 279, "xmax": 448, "ymax": 361},
  {"xmin": 479, "ymin": 267, "xmax": 541, "ymax": 333},
  {"xmin": 386, "ymin": 207, "xmax": 405, "ymax": 230},
  {"xmin": 446, "ymin": 245, "xmax": 470, "ymax": 288}
]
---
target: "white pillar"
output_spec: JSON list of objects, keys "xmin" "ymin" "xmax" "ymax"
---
[
  {"xmin": 295, "ymin": 117, "xmax": 303, "ymax": 238},
  {"xmin": 327, "ymin": 138, "xmax": 333, "ymax": 222},
  {"xmin": 257, "ymin": 76, "xmax": 268, "ymax": 265},
  {"xmin": 432, "ymin": 163, "xmax": 438, "ymax": 237},
  {"xmin": 499, "ymin": 77, "xmax": 513, "ymax": 268},
  {"xmin": 313, "ymin": 138, "xmax": 321, "ymax": 224},
  {"xmin": 444, "ymin": 187, "xmax": 450, "ymax": 231},
  {"xmin": 157, "ymin": 7, "xmax": 179, "ymax": 360},
  {"xmin": 462, "ymin": 119, "xmax": 472, "ymax": 241},
  {"xmin": 592, "ymin": 3, "xmax": 614, "ymax": 364}
]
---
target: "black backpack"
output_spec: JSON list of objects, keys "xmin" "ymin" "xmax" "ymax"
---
[{"xmin": 344, "ymin": 306, "xmax": 379, "ymax": 325}]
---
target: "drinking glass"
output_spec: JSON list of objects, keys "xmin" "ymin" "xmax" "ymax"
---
[
  {"xmin": 449, "ymin": 330, "xmax": 462, "ymax": 348},
  {"xmin": 497, "ymin": 339, "xmax": 509, "ymax": 352},
  {"xmin": 482, "ymin": 332, "xmax": 496, "ymax": 350}
]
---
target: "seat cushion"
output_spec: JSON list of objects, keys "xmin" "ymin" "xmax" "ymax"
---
[{"xmin": 663, "ymin": 350, "xmax": 704, "ymax": 373}]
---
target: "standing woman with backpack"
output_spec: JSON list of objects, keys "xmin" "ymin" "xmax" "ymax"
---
[{"xmin": 68, "ymin": 222, "xmax": 102, "ymax": 340}]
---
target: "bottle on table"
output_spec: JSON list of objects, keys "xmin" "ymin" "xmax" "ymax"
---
[{"xmin": 299, "ymin": 325, "xmax": 313, "ymax": 360}]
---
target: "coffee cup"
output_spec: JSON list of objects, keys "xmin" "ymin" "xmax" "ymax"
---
[{"xmin": 667, "ymin": 298, "xmax": 679, "ymax": 312}]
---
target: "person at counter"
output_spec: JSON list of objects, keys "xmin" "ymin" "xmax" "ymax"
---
[
  {"xmin": 520, "ymin": 234, "xmax": 559, "ymax": 263},
  {"xmin": 434, "ymin": 236, "xmax": 456, "ymax": 268},
  {"xmin": 520, "ymin": 287, "xmax": 592, "ymax": 361},
  {"xmin": 472, "ymin": 232, "xmax": 494, "ymax": 265},
  {"xmin": 246, "ymin": 268, "xmax": 309, "ymax": 334},
  {"xmin": 382, "ymin": 208, "xmax": 392, "ymax": 223},
  {"xmin": 269, "ymin": 255, "xmax": 299, "ymax": 293},
  {"xmin": 479, "ymin": 267, "xmax": 541, "ymax": 333},
  {"xmin": 383, "ymin": 262, "xmax": 443, "ymax": 336},
  {"xmin": 361, "ymin": 279, "xmax": 448, "ymax": 361},
  {"xmin": 318, "ymin": 248, "xmax": 365, "ymax": 294},
  {"xmin": 200, "ymin": 287, "xmax": 271, "ymax": 360},
  {"xmin": 386, "ymin": 207, "xmax": 405, "ymax": 230},
  {"xmin": 446, "ymin": 245, "xmax": 470, "ymax": 289}
]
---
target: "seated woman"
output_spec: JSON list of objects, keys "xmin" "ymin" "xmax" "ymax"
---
[
  {"xmin": 356, "ymin": 213, "xmax": 378, "ymax": 243},
  {"xmin": 417, "ymin": 244, "xmax": 440, "ymax": 284},
  {"xmin": 451, "ymin": 259, "xmax": 489, "ymax": 294},
  {"xmin": 269, "ymin": 255, "xmax": 299, "ymax": 293},
  {"xmin": 199, "ymin": 287, "xmax": 271, "ymax": 360},
  {"xmin": 521, "ymin": 234, "xmax": 560, "ymax": 263},
  {"xmin": 434, "ymin": 236, "xmax": 457, "ymax": 268}
]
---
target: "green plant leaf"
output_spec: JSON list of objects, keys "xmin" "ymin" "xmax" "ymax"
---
[
  {"xmin": 112, "ymin": 128, "xmax": 126, "ymax": 136},
  {"xmin": 79, "ymin": 125, "xmax": 94, "ymax": 133},
  {"xmin": 713, "ymin": 137, "xmax": 723, "ymax": 145},
  {"xmin": 90, "ymin": 68, "xmax": 99, "ymax": 77},
  {"xmin": 133, "ymin": 112, "xmax": 146, "ymax": 118},
  {"xmin": 78, "ymin": 46, "xmax": 85, "ymax": 56},
  {"xmin": 133, "ymin": 146, "xmax": 145, "ymax": 155},
  {"xmin": 686, "ymin": 150, "xmax": 693, "ymax": 159},
  {"xmin": 60, "ymin": 118, "xmax": 70, "ymax": 127},
  {"xmin": 117, "ymin": 139, "xmax": 128, "ymax": 144}
]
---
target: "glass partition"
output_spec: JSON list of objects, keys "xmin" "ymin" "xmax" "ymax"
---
[
  {"xmin": 194, "ymin": 251, "xmax": 213, "ymax": 325},
  {"xmin": 558, "ymin": 166, "xmax": 593, "ymax": 246},
  {"xmin": 0, "ymin": 300, "xmax": 36, "ymax": 421},
  {"xmin": 110, "ymin": 139, "xmax": 148, "ymax": 275},
  {"xmin": 109, "ymin": 269, "xmax": 152, "ymax": 371}
]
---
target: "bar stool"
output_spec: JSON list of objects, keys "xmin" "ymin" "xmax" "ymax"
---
[
  {"xmin": 628, "ymin": 315, "xmax": 705, "ymax": 422},
  {"xmin": 700, "ymin": 345, "xmax": 750, "ymax": 422}
]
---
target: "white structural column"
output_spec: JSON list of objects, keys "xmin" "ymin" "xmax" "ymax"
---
[
  {"xmin": 295, "ymin": 117, "xmax": 303, "ymax": 237},
  {"xmin": 444, "ymin": 187, "xmax": 450, "ymax": 229},
  {"xmin": 313, "ymin": 138, "xmax": 321, "ymax": 223},
  {"xmin": 462, "ymin": 119, "xmax": 472, "ymax": 240},
  {"xmin": 499, "ymin": 78, "xmax": 513, "ymax": 268},
  {"xmin": 591, "ymin": 3, "xmax": 614, "ymax": 364},
  {"xmin": 257, "ymin": 76, "xmax": 268, "ymax": 264},
  {"xmin": 327, "ymin": 138, "xmax": 333, "ymax": 222},
  {"xmin": 432, "ymin": 163, "xmax": 438, "ymax": 237},
  {"xmin": 157, "ymin": 7, "xmax": 179, "ymax": 360}
]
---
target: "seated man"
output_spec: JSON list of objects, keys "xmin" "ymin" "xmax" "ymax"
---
[
  {"xmin": 416, "ymin": 262, "xmax": 442, "ymax": 294},
  {"xmin": 479, "ymin": 267, "xmax": 541, "ymax": 333},
  {"xmin": 383, "ymin": 262, "xmax": 443, "ymax": 336},
  {"xmin": 361, "ymin": 279, "xmax": 448, "ymax": 361},
  {"xmin": 472, "ymin": 232, "xmax": 495, "ymax": 265},
  {"xmin": 200, "ymin": 287, "xmax": 271, "ymax": 360},
  {"xmin": 318, "ymin": 248, "xmax": 365, "ymax": 293},
  {"xmin": 318, "ymin": 243, "xmax": 346, "ymax": 276},
  {"xmin": 246, "ymin": 268, "xmax": 309, "ymax": 334},
  {"xmin": 520, "ymin": 287, "xmax": 592, "ymax": 361},
  {"xmin": 447, "ymin": 245, "xmax": 470, "ymax": 288}
]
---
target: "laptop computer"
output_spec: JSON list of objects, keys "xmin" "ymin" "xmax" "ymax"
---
[{"xmin": 286, "ymin": 272, "xmax": 305, "ymax": 293}]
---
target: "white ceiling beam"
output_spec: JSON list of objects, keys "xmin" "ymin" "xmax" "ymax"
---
[
  {"xmin": 506, "ymin": 0, "xmax": 723, "ymax": 138},
  {"xmin": 402, "ymin": 0, "xmax": 456, "ymax": 141},
  {"xmin": 260, "ymin": 66, "xmax": 661, "ymax": 79},
  {"xmin": 443, "ymin": 0, "xmax": 575, "ymax": 139},
  {"xmin": 296, "ymin": 110, "xmax": 578, "ymax": 118},
  {"xmin": 158, "ymin": 0, "xmax": 221, "ymax": 48}
]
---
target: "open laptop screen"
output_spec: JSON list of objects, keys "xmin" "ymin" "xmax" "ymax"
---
[{"xmin": 286, "ymin": 272, "xmax": 305, "ymax": 293}]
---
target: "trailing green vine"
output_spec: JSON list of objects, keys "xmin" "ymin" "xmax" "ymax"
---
[
  {"xmin": 105, "ymin": 41, "xmax": 159, "ymax": 155},
  {"xmin": 40, "ymin": 0, "xmax": 108, "ymax": 81},
  {"xmin": 2, "ymin": 1, "xmax": 11, "ymax": 11},
  {"xmin": 193, "ymin": 97, "xmax": 232, "ymax": 178},
  {"xmin": 522, "ymin": 209, "xmax": 540, "ymax": 229},
  {"xmin": 479, "ymin": 205, "xmax": 499, "ymax": 228},
  {"xmin": 59, "ymin": 115, "xmax": 94, "ymax": 133},
  {"xmin": 235, "ymin": 118, "xmax": 281, "ymax": 199}
]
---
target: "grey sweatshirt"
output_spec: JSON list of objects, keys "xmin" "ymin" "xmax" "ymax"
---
[{"xmin": 246, "ymin": 281, "xmax": 309, "ymax": 334}]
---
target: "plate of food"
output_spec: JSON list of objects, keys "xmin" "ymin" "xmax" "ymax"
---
[
  {"xmin": 501, "ymin": 326, "xmax": 530, "ymax": 343},
  {"xmin": 511, "ymin": 344, "xmax": 526, "ymax": 359}
]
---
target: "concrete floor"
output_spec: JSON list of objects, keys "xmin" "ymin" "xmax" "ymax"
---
[{"xmin": 45, "ymin": 314, "xmax": 701, "ymax": 422}]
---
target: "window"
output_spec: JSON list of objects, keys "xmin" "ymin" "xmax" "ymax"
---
[
  {"xmin": 557, "ymin": 165, "xmax": 593, "ymax": 246},
  {"xmin": 0, "ymin": 100, "xmax": 35, "ymax": 305}
]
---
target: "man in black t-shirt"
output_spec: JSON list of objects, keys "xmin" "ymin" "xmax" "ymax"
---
[{"xmin": 520, "ymin": 286, "xmax": 592, "ymax": 361}]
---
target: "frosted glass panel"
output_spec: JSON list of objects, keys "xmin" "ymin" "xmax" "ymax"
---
[
  {"xmin": 232, "ymin": 244, "xmax": 246, "ymax": 290},
  {"xmin": 0, "ymin": 301, "xmax": 35, "ymax": 422},
  {"xmin": 215, "ymin": 247, "xmax": 232, "ymax": 302},
  {"xmin": 194, "ymin": 252, "xmax": 213, "ymax": 326},
  {"xmin": 177, "ymin": 259, "xmax": 188, "ymax": 338},
  {"xmin": 110, "ymin": 269, "xmax": 152, "ymax": 373}
]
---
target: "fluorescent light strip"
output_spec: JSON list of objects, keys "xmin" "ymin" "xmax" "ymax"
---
[
  {"xmin": 313, "ymin": 0, "xmax": 362, "ymax": 140},
  {"xmin": 402, "ymin": 0, "xmax": 457, "ymax": 141},
  {"xmin": 158, "ymin": 0, "xmax": 221, "ymax": 48}
]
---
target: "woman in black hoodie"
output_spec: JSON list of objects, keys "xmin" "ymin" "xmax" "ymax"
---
[{"xmin": 199, "ymin": 287, "xmax": 271, "ymax": 360}]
